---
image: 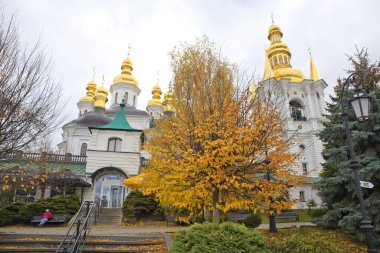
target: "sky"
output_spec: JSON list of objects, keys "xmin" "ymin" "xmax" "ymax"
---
[{"xmin": 2, "ymin": 0, "xmax": 380, "ymax": 147}]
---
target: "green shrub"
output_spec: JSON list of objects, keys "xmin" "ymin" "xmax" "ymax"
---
[
  {"xmin": 243, "ymin": 213, "xmax": 262, "ymax": 228},
  {"xmin": 170, "ymin": 222, "xmax": 271, "ymax": 253},
  {"xmin": 309, "ymin": 208, "xmax": 327, "ymax": 218},
  {"xmin": 19, "ymin": 194, "xmax": 80, "ymax": 222},
  {"xmin": 0, "ymin": 207, "xmax": 19, "ymax": 226},
  {"xmin": 122, "ymin": 191, "xmax": 164, "ymax": 221},
  {"xmin": 280, "ymin": 233, "xmax": 338, "ymax": 253},
  {"xmin": 0, "ymin": 195, "xmax": 80, "ymax": 226}
]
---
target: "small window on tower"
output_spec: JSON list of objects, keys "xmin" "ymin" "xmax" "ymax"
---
[
  {"xmin": 273, "ymin": 56, "xmax": 278, "ymax": 66},
  {"xmin": 284, "ymin": 56, "xmax": 289, "ymax": 64},
  {"xmin": 302, "ymin": 163, "xmax": 308, "ymax": 175},
  {"xmin": 133, "ymin": 95, "xmax": 136, "ymax": 107},
  {"xmin": 115, "ymin": 92, "xmax": 118, "ymax": 104},
  {"xmin": 124, "ymin": 92, "xmax": 128, "ymax": 104},
  {"xmin": 289, "ymin": 100, "xmax": 306, "ymax": 121},
  {"xmin": 299, "ymin": 191, "xmax": 305, "ymax": 202},
  {"xmin": 279, "ymin": 55, "xmax": 283, "ymax": 64}
]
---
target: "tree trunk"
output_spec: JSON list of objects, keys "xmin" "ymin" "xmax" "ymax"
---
[
  {"xmin": 212, "ymin": 188, "xmax": 220, "ymax": 224},
  {"xmin": 204, "ymin": 208, "xmax": 210, "ymax": 221},
  {"xmin": 13, "ymin": 187, "xmax": 17, "ymax": 203}
]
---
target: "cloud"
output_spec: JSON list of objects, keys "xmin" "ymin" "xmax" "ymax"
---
[{"xmin": 2, "ymin": 0, "xmax": 380, "ymax": 147}]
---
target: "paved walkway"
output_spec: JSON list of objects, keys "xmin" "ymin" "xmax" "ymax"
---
[{"xmin": 0, "ymin": 222, "xmax": 315, "ymax": 236}]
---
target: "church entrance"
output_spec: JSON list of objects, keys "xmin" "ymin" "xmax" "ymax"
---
[{"xmin": 93, "ymin": 169, "xmax": 128, "ymax": 208}]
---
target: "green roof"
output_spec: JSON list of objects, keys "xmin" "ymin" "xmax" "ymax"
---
[{"xmin": 90, "ymin": 102, "xmax": 141, "ymax": 132}]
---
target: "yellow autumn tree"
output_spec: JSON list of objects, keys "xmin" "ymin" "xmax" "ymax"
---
[{"xmin": 141, "ymin": 37, "xmax": 300, "ymax": 223}]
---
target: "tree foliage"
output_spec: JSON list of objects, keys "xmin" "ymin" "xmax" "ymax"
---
[
  {"xmin": 316, "ymin": 48, "xmax": 380, "ymax": 240},
  {"xmin": 141, "ymin": 37, "xmax": 299, "ymax": 223},
  {"xmin": 0, "ymin": 13, "xmax": 63, "ymax": 157}
]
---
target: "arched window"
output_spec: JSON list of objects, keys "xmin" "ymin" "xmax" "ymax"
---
[
  {"xmin": 273, "ymin": 56, "xmax": 278, "ymax": 66},
  {"xmin": 299, "ymin": 191, "xmax": 305, "ymax": 202},
  {"xmin": 80, "ymin": 143, "xmax": 87, "ymax": 156},
  {"xmin": 108, "ymin": 138, "xmax": 122, "ymax": 152},
  {"xmin": 133, "ymin": 95, "xmax": 136, "ymax": 107},
  {"xmin": 289, "ymin": 100, "xmax": 306, "ymax": 121},
  {"xmin": 115, "ymin": 92, "xmax": 118, "ymax": 104},
  {"xmin": 284, "ymin": 56, "xmax": 289, "ymax": 64},
  {"xmin": 279, "ymin": 55, "xmax": 283, "ymax": 64},
  {"xmin": 124, "ymin": 92, "xmax": 128, "ymax": 104}
]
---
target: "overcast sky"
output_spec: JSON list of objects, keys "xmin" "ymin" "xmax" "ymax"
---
[{"xmin": 3, "ymin": 0, "xmax": 380, "ymax": 146}]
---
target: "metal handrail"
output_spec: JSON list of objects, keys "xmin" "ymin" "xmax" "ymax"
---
[{"xmin": 56, "ymin": 200, "xmax": 100, "ymax": 253}]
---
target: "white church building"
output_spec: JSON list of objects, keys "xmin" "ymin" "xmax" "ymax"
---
[{"xmin": 56, "ymin": 22, "xmax": 327, "ymax": 209}]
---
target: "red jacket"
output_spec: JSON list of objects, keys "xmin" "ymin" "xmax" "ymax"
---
[{"xmin": 41, "ymin": 212, "xmax": 53, "ymax": 220}]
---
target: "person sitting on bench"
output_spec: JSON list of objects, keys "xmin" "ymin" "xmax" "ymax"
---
[{"xmin": 39, "ymin": 209, "xmax": 53, "ymax": 227}]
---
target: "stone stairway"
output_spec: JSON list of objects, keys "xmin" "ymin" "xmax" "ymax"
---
[
  {"xmin": 0, "ymin": 233, "xmax": 167, "ymax": 253},
  {"xmin": 96, "ymin": 208, "xmax": 123, "ymax": 226}
]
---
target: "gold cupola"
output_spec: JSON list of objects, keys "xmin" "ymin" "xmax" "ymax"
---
[
  {"xmin": 148, "ymin": 79, "xmax": 163, "ymax": 106},
  {"xmin": 163, "ymin": 82, "xmax": 174, "ymax": 113},
  {"xmin": 94, "ymin": 78, "xmax": 109, "ymax": 109},
  {"xmin": 309, "ymin": 51, "xmax": 321, "ymax": 81},
  {"xmin": 264, "ymin": 22, "xmax": 305, "ymax": 83},
  {"xmin": 113, "ymin": 53, "xmax": 139, "ymax": 85},
  {"xmin": 79, "ymin": 79, "xmax": 97, "ymax": 102}
]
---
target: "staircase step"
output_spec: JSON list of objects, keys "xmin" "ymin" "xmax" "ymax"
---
[{"xmin": 0, "ymin": 233, "xmax": 167, "ymax": 253}]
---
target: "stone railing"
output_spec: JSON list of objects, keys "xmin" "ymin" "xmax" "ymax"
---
[{"xmin": 2, "ymin": 151, "xmax": 86, "ymax": 164}]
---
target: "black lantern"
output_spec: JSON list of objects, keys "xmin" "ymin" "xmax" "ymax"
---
[{"xmin": 349, "ymin": 90, "xmax": 371, "ymax": 121}]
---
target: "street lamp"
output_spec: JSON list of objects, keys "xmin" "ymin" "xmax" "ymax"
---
[
  {"xmin": 341, "ymin": 74, "xmax": 376, "ymax": 253},
  {"xmin": 264, "ymin": 149, "xmax": 277, "ymax": 233}
]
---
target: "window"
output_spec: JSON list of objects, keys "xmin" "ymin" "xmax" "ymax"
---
[
  {"xmin": 284, "ymin": 56, "xmax": 289, "ymax": 64},
  {"xmin": 279, "ymin": 55, "xmax": 283, "ymax": 64},
  {"xmin": 115, "ymin": 92, "xmax": 118, "ymax": 104},
  {"xmin": 302, "ymin": 163, "xmax": 308, "ymax": 175},
  {"xmin": 80, "ymin": 143, "xmax": 87, "ymax": 156},
  {"xmin": 289, "ymin": 100, "xmax": 306, "ymax": 121},
  {"xmin": 299, "ymin": 191, "xmax": 305, "ymax": 202},
  {"xmin": 108, "ymin": 138, "xmax": 122, "ymax": 152},
  {"xmin": 133, "ymin": 95, "xmax": 136, "ymax": 107},
  {"xmin": 273, "ymin": 56, "xmax": 278, "ymax": 66},
  {"xmin": 124, "ymin": 92, "xmax": 128, "ymax": 104}
]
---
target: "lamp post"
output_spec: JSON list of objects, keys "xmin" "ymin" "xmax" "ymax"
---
[{"xmin": 341, "ymin": 73, "xmax": 376, "ymax": 253}]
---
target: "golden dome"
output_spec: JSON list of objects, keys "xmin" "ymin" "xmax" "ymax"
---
[
  {"xmin": 79, "ymin": 80, "xmax": 97, "ymax": 102},
  {"xmin": 94, "ymin": 85, "xmax": 108, "ymax": 109},
  {"xmin": 310, "ymin": 52, "xmax": 322, "ymax": 81},
  {"xmin": 163, "ymin": 82, "xmax": 174, "ymax": 113},
  {"xmin": 148, "ymin": 80, "xmax": 163, "ymax": 106},
  {"xmin": 263, "ymin": 22, "xmax": 305, "ymax": 83},
  {"xmin": 113, "ymin": 56, "xmax": 139, "ymax": 85}
]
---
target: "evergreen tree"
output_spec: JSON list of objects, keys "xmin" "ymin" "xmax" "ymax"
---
[{"xmin": 316, "ymin": 48, "xmax": 380, "ymax": 241}]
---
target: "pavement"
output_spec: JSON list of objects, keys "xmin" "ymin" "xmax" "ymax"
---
[{"xmin": 0, "ymin": 222, "xmax": 315, "ymax": 236}]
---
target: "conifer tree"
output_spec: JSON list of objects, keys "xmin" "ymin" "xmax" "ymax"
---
[{"xmin": 316, "ymin": 48, "xmax": 380, "ymax": 240}]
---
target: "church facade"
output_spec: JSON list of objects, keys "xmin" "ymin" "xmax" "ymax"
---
[
  {"xmin": 56, "ymin": 22, "xmax": 326, "ymax": 209},
  {"xmin": 258, "ymin": 23, "xmax": 327, "ymax": 208}
]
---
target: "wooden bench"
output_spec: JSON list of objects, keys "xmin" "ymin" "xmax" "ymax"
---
[
  {"xmin": 274, "ymin": 212, "xmax": 299, "ymax": 221},
  {"xmin": 30, "ymin": 215, "xmax": 67, "ymax": 225},
  {"xmin": 226, "ymin": 213, "xmax": 250, "ymax": 223}
]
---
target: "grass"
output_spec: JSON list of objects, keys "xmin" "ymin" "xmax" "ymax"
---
[{"xmin": 260, "ymin": 226, "xmax": 369, "ymax": 253}]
